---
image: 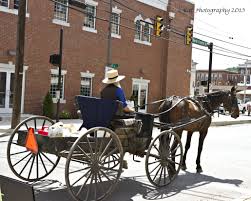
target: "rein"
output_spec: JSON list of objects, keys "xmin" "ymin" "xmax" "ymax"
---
[{"xmin": 153, "ymin": 96, "xmax": 211, "ymax": 118}]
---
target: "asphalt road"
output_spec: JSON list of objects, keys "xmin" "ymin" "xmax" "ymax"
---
[{"xmin": 0, "ymin": 124, "xmax": 251, "ymax": 201}]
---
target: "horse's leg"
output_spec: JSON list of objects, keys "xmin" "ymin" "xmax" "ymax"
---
[
  {"xmin": 169, "ymin": 130, "xmax": 182, "ymax": 174},
  {"xmin": 196, "ymin": 130, "xmax": 208, "ymax": 173},
  {"xmin": 181, "ymin": 131, "xmax": 193, "ymax": 170}
]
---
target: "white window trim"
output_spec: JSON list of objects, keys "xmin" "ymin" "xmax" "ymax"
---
[
  {"xmin": 112, "ymin": 6, "xmax": 122, "ymax": 14},
  {"xmin": 53, "ymin": 0, "xmax": 69, "ymax": 25},
  {"xmin": 111, "ymin": 8, "xmax": 121, "ymax": 37},
  {"xmin": 52, "ymin": 19, "xmax": 70, "ymax": 27},
  {"xmin": 134, "ymin": 14, "xmax": 143, "ymax": 23},
  {"xmin": 85, "ymin": 0, "xmax": 98, "ymax": 6},
  {"xmin": 0, "ymin": 62, "xmax": 28, "ymax": 113},
  {"xmin": 50, "ymin": 68, "xmax": 67, "ymax": 103},
  {"xmin": 111, "ymin": 33, "xmax": 121, "ymax": 39},
  {"xmin": 80, "ymin": 72, "xmax": 95, "ymax": 78},
  {"xmin": 132, "ymin": 77, "xmax": 150, "ymax": 84},
  {"xmin": 134, "ymin": 15, "xmax": 152, "ymax": 45},
  {"xmin": 144, "ymin": 18, "xmax": 153, "ymax": 28},
  {"xmin": 132, "ymin": 77, "xmax": 150, "ymax": 113},
  {"xmin": 82, "ymin": 26, "xmax": 97, "ymax": 33},
  {"xmin": 0, "ymin": 1, "xmax": 30, "ymax": 17},
  {"xmin": 134, "ymin": 38, "xmax": 152, "ymax": 46},
  {"xmin": 83, "ymin": 2, "xmax": 97, "ymax": 32},
  {"xmin": 80, "ymin": 71, "xmax": 95, "ymax": 97}
]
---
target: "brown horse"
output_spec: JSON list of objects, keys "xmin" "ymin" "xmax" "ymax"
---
[{"xmin": 159, "ymin": 86, "xmax": 239, "ymax": 173}]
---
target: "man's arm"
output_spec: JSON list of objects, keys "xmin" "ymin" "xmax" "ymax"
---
[{"xmin": 116, "ymin": 88, "xmax": 134, "ymax": 113}]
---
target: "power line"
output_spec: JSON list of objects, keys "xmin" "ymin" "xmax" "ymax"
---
[
  {"xmin": 112, "ymin": 0, "xmax": 149, "ymax": 19},
  {"xmin": 194, "ymin": 32, "xmax": 251, "ymax": 50},
  {"xmin": 214, "ymin": 45, "xmax": 251, "ymax": 58},
  {"xmin": 193, "ymin": 46, "xmax": 247, "ymax": 61}
]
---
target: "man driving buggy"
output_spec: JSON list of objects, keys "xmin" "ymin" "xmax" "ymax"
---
[{"xmin": 100, "ymin": 69, "xmax": 134, "ymax": 114}]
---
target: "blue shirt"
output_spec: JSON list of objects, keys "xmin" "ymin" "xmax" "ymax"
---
[{"xmin": 115, "ymin": 87, "xmax": 127, "ymax": 108}]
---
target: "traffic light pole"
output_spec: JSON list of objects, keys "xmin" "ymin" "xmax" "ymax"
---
[
  {"xmin": 55, "ymin": 28, "xmax": 63, "ymax": 122},
  {"xmin": 106, "ymin": 0, "xmax": 113, "ymax": 69},
  {"xmin": 11, "ymin": 0, "xmax": 27, "ymax": 129},
  {"xmin": 207, "ymin": 42, "xmax": 213, "ymax": 93}
]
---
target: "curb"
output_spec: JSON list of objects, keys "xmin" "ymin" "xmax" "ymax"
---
[
  {"xmin": 211, "ymin": 120, "xmax": 251, "ymax": 127},
  {"xmin": 0, "ymin": 129, "xmax": 13, "ymax": 138},
  {"xmin": 233, "ymin": 196, "xmax": 251, "ymax": 201}
]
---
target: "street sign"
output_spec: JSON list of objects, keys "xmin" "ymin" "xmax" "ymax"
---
[
  {"xmin": 192, "ymin": 37, "xmax": 208, "ymax": 47},
  {"xmin": 111, "ymin": 64, "xmax": 119, "ymax": 69}
]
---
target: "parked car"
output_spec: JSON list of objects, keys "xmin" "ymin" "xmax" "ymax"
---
[
  {"xmin": 246, "ymin": 101, "xmax": 251, "ymax": 116},
  {"xmin": 237, "ymin": 99, "xmax": 251, "ymax": 114}
]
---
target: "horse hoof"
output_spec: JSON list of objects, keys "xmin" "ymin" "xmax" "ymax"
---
[
  {"xmin": 181, "ymin": 164, "xmax": 187, "ymax": 171},
  {"xmin": 196, "ymin": 167, "xmax": 203, "ymax": 173}
]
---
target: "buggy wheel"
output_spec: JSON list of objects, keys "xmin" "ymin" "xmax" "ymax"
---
[
  {"xmin": 103, "ymin": 153, "xmax": 120, "ymax": 169},
  {"xmin": 7, "ymin": 116, "xmax": 60, "ymax": 182},
  {"xmin": 65, "ymin": 127, "xmax": 123, "ymax": 201},
  {"xmin": 145, "ymin": 129, "xmax": 183, "ymax": 187}
]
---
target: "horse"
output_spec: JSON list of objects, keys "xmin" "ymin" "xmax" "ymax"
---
[{"xmin": 158, "ymin": 86, "xmax": 239, "ymax": 173}]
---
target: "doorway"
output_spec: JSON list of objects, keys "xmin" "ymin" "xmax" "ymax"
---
[
  {"xmin": 0, "ymin": 71, "xmax": 14, "ymax": 113},
  {"xmin": 132, "ymin": 78, "xmax": 150, "ymax": 113}
]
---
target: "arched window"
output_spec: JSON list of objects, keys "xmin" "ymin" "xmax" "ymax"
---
[
  {"xmin": 135, "ymin": 20, "xmax": 141, "ymax": 40},
  {"xmin": 134, "ymin": 16, "xmax": 152, "ymax": 45},
  {"xmin": 143, "ymin": 23, "xmax": 151, "ymax": 42}
]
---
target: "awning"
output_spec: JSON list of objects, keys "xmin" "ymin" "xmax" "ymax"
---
[{"xmin": 237, "ymin": 90, "xmax": 251, "ymax": 95}]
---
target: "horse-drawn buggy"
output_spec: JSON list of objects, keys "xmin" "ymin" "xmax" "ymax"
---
[{"xmin": 6, "ymin": 87, "xmax": 239, "ymax": 201}]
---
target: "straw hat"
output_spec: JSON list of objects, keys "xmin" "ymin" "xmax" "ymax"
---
[{"xmin": 102, "ymin": 69, "xmax": 125, "ymax": 84}]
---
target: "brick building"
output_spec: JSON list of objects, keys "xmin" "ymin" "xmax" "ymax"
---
[
  {"xmin": 195, "ymin": 69, "xmax": 243, "ymax": 94},
  {"xmin": 0, "ymin": 0, "xmax": 194, "ymax": 116}
]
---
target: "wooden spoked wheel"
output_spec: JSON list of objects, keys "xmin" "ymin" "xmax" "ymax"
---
[
  {"xmin": 7, "ymin": 116, "xmax": 60, "ymax": 182},
  {"xmin": 145, "ymin": 129, "xmax": 183, "ymax": 187},
  {"xmin": 65, "ymin": 127, "xmax": 123, "ymax": 201}
]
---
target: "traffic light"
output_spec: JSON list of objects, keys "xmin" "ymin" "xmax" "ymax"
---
[
  {"xmin": 185, "ymin": 26, "xmax": 193, "ymax": 45},
  {"xmin": 155, "ymin": 16, "xmax": 164, "ymax": 36},
  {"xmin": 49, "ymin": 54, "xmax": 61, "ymax": 65}
]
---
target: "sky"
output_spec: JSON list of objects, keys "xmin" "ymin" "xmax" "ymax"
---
[{"xmin": 192, "ymin": 0, "xmax": 251, "ymax": 70}]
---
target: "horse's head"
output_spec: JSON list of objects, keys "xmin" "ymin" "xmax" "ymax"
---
[{"xmin": 222, "ymin": 86, "xmax": 239, "ymax": 118}]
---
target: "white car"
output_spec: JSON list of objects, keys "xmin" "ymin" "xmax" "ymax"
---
[
  {"xmin": 246, "ymin": 101, "xmax": 251, "ymax": 115},
  {"xmin": 237, "ymin": 99, "xmax": 251, "ymax": 114}
]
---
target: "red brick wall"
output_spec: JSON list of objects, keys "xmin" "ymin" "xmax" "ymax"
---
[
  {"xmin": 166, "ymin": 0, "xmax": 194, "ymax": 97},
  {"xmin": 0, "ymin": 0, "xmax": 194, "ymax": 115}
]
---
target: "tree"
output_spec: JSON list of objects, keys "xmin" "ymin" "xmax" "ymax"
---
[{"xmin": 43, "ymin": 92, "xmax": 54, "ymax": 118}]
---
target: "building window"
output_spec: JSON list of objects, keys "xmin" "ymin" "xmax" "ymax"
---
[
  {"xmin": 84, "ymin": 4, "xmax": 96, "ymax": 29},
  {"xmin": 50, "ymin": 69, "xmax": 67, "ymax": 103},
  {"xmin": 80, "ymin": 77, "xmax": 92, "ymax": 96},
  {"xmin": 0, "ymin": 0, "xmax": 8, "ymax": 7},
  {"xmin": 134, "ymin": 16, "xmax": 152, "ymax": 45},
  {"xmin": 50, "ymin": 74, "xmax": 65, "ymax": 99},
  {"xmin": 111, "ymin": 12, "xmax": 120, "ymax": 35},
  {"xmin": 135, "ymin": 20, "xmax": 141, "ymax": 40},
  {"xmin": 14, "ymin": 0, "xmax": 19, "ymax": 9},
  {"xmin": 54, "ymin": 0, "xmax": 68, "ymax": 22},
  {"xmin": 80, "ymin": 72, "xmax": 94, "ymax": 96},
  {"xmin": 143, "ymin": 23, "xmax": 151, "ymax": 42}
]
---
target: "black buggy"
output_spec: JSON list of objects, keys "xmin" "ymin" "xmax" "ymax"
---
[{"xmin": 7, "ymin": 95, "xmax": 183, "ymax": 201}]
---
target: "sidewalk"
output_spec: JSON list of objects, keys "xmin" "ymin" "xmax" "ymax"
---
[{"xmin": 1, "ymin": 113, "xmax": 251, "ymax": 137}]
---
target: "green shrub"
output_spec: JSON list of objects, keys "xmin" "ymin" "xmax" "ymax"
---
[
  {"xmin": 42, "ymin": 92, "xmax": 54, "ymax": 118},
  {"xmin": 60, "ymin": 110, "xmax": 71, "ymax": 119}
]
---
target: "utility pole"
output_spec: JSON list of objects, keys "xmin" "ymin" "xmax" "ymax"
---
[
  {"xmin": 244, "ymin": 60, "xmax": 248, "ymax": 103},
  {"xmin": 11, "ymin": 0, "xmax": 27, "ymax": 129},
  {"xmin": 106, "ymin": 0, "xmax": 113, "ymax": 71},
  {"xmin": 207, "ymin": 42, "xmax": 213, "ymax": 93},
  {"xmin": 55, "ymin": 28, "xmax": 64, "ymax": 122}
]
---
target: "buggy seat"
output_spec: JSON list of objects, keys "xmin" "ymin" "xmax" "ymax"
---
[{"xmin": 76, "ymin": 95, "xmax": 120, "ymax": 130}]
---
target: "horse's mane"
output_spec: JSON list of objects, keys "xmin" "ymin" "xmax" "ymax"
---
[{"xmin": 196, "ymin": 90, "xmax": 230, "ymax": 113}]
